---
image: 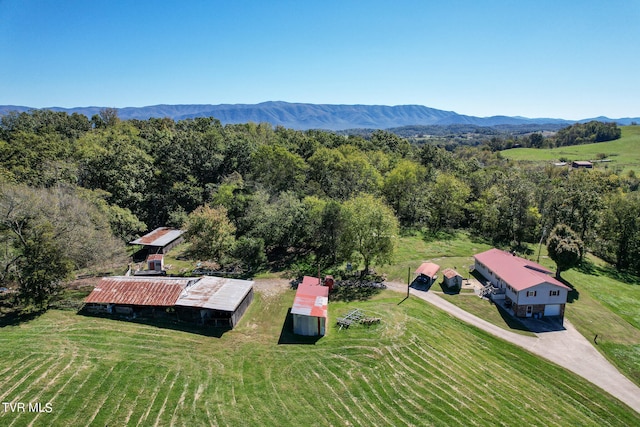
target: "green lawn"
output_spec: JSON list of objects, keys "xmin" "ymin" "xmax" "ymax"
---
[
  {"xmin": 383, "ymin": 230, "xmax": 492, "ymax": 283},
  {"xmin": 1, "ymin": 288, "xmax": 638, "ymax": 426},
  {"xmin": 500, "ymin": 125, "xmax": 640, "ymax": 175}
]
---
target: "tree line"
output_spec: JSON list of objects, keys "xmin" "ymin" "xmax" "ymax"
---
[{"xmin": 1, "ymin": 109, "xmax": 639, "ymax": 309}]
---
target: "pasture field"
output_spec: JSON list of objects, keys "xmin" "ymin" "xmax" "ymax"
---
[
  {"xmin": 1, "ymin": 286, "xmax": 639, "ymax": 426},
  {"xmin": 500, "ymin": 125, "xmax": 640, "ymax": 174}
]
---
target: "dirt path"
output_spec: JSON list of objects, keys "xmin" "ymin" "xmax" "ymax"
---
[{"xmin": 383, "ymin": 281, "xmax": 640, "ymax": 414}]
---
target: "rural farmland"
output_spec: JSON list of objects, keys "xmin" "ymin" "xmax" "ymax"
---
[
  {"xmin": 1, "ymin": 285, "xmax": 639, "ymax": 426},
  {"xmin": 500, "ymin": 126, "xmax": 640, "ymax": 175}
]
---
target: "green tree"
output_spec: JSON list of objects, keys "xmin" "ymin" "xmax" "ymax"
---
[
  {"xmin": 184, "ymin": 205, "xmax": 236, "ymax": 262},
  {"xmin": 597, "ymin": 192, "xmax": 640, "ymax": 270},
  {"xmin": 307, "ymin": 145, "xmax": 382, "ymax": 200},
  {"xmin": 0, "ymin": 185, "xmax": 126, "ymax": 308},
  {"xmin": 250, "ymin": 144, "xmax": 308, "ymax": 195},
  {"xmin": 231, "ymin": 237, "xmax": 267, "ymax": 273},
  {"xmin": 340, "ymin": 194, "xmax": 399, "ymax": 275},
  {"xmin": 382, "ymin": 160, "xmax": 429, "ymax": 226},
  {"xmin": 303, "ymin": 196, "xmax": 345, "ymax": 268},
  {"xmin": 79, "ymin": 123, "xmax": 153, "ymax": 221},
  {"xmin": 427, "ymin": 173, "xmax": 470, "ymax": 232},
  {"xmin": 547, "ymin": 224, "xmax": 584, "ymax": 279},
  {"xmin": 14, "ymin": 222, "xmax": 73, "ymax": 308},
  {"xmin": 244, "ymin": 191, "xmax": 307, "ymax": 252}
]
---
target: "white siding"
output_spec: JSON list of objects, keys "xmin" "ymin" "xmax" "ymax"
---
[
  {"xmin": 293, "ymin": 314, "xmax": 326, "ymax": 336},
  {"xmin": 474, "ymin": 261, "xmax": 499, "ymax": 287},
  {"xmin": 514, "ymin": 282, "xmax": 568, "ymax": 306}
]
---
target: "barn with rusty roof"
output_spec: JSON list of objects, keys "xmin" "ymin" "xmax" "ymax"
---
[{"xmin": 83, "ymin": 276, "xmax": 254, "ymax": 328}]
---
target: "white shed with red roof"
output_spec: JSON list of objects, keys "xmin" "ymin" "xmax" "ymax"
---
[{"xmin": 291, "ymin": 276, "xmax": 329, "ymax": 336}]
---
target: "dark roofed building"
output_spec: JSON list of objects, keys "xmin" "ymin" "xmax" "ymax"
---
[{"xmin": 571, "ymin": 161, "xmax": 593, "ymax": 169}]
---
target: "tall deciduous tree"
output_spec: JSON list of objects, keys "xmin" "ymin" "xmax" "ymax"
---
[
  {"xmin": 547, "ymin": 224, "xmax": 584, "ymax": 279},
  {"xmin": 0, "ymin": 185, "xmax": 126, "ymax": 308},
  {"xmin": 340, "ymin": 194, "xmax": 399, "ymax": 275},
  {"xmin": 383, "ymin": 160, "xmax": 429, "ymax": 226},
  {"xmin": 184, "ymin": 205, "xmax": 236, "ymax": 262},
  {"xmin": 597, "ymin": 192, "xmax": 640, "ymax": 271},
  {"xmin": 427, "ymin": 172, "xmax": 470, "ymax": 232}
]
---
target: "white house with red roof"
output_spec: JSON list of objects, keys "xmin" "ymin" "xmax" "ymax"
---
[
  {"xmin": 473, "ymin": 248, "xmax": 571, "ymax": 318},
  {"xmin": 291, "ymin": 276, "xmax": 329, "ymax": 336}
]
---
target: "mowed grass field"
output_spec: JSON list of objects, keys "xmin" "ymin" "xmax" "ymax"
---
[
  {"xmin": 2, "ymin": 285, "xmax": 640, "ymax": 426},
  {"xmin": 500, "ymin": 125, "xmax": 640, "ymax": 174}
]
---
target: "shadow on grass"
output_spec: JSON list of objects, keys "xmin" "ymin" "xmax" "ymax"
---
[
  {"xmin": 577, "ymin": 258, "xmax": 640, "ymax": 286},
  {"xmin": 0, "ymin": 308, "xmax": 45, "ymax": 328},
  {"xmin": 277, "ymin": 308, "xmax": 321, "ymax": 345},
  {"xmin": 76, "ymin": 310, "xmax": 229, "ymax": 338}
]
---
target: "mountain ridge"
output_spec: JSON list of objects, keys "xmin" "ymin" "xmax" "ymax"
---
[{"xmin": 1, "ymin": 101, "xmax": 638, "ymax": 130}]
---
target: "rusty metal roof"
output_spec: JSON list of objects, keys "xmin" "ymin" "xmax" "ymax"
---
[
  {"xmin": 130, "ymin": 227, "xmax": 184, "ymax": 247},
  {"xmin": 84, "ymin": 276, "xmax": 193, "ymax": 306},
  {"xmin": 415, "ymin": 262, "xmax": 440, "ymax": 278},
  {"xmin": 291, "ymin": 276, "xmax": 328, "ymax": 318},
  {"xmin": 147, "ymin": 254, "xmax": 163, "ymax": 261},
  {"xmin": 174, "ymin": 276, "xmax": 254, "ymax": 312}
]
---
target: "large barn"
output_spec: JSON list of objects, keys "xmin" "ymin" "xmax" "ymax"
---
[
  {"xmin": 474, "ymin": 248, "xmax": 570, "ymax": 318},
  {"xmin": 291, "ymin": 276, "xmax": 329, "ymax": 336},
  {"xmin": 83, "ymin": 275, "xmax": 254, "ymax": 328}
]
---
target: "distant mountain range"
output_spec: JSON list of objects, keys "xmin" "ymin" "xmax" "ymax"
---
[{"xmin": 1, "ymin": 101, "xmax": 638, "ymax": 131}]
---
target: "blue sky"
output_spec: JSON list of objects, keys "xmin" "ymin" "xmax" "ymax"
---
[{"xmin": 1, "ymin": 0, "xmax": 639, "ymax": 119}]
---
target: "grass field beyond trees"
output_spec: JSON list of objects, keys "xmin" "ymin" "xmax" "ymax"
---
[
  {"xmin": 1, "ymin": 286, "xmax": 639, "ymax": 426},
  {"xmin": 500, "ymin": 125, "xmax": 640, "ymax": 175}
]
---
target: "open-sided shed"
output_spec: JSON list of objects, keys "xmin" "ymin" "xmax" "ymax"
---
[
  {"xmin": 415, "ymin": 262, "xmax": 440, "ymax": 286},
  {"xmin": 83, "ymin": 275, "xmax": 254, "ymax": 328},
  {"xmin": 291, "ymin": 276, "xmax": 329, "ymax": 336},
  {"xmin": 174, "ymin": 276, "xmax": 254, "ymax": 327}
]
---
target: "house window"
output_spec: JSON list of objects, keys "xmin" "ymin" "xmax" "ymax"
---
[
  {"xmin": 549, "ymin": 290, "xmax": 560, "ymax": 296},
  {"xmin": 526, "ymin": 291, "xmax": 537, "ymax": 297}
]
